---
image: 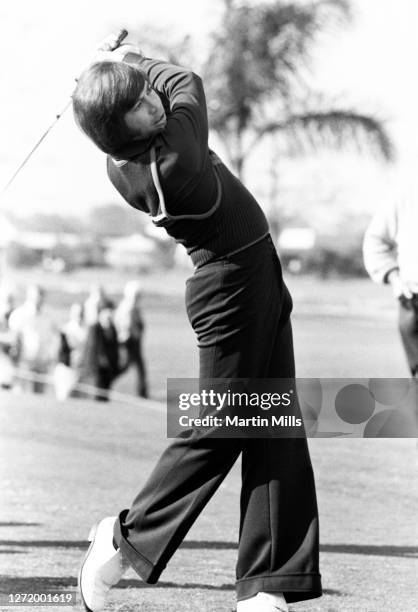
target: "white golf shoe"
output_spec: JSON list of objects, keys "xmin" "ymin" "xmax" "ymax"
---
[
  {"xmin": 78, "ymin": 516, "xmax": 129, "ymax": 612},
  {"xmin": 237, "ymin": 591, "xmax": 288, "ymax": 611}
]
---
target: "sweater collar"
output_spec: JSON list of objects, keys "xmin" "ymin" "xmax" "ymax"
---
[{"xmin": 111, "ymin": 136, "xmax": 155, "ymax": 162}]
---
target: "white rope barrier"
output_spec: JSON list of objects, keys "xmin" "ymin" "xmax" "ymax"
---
[{"xmin": 7, "ymin": 366, "xmax": 163, "ymax": 412}]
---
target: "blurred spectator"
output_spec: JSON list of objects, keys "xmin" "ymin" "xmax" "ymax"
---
[
  {"xmin": 63, "ymin": 303, "xmax": 88, "ymax": 372},
  {"xmin": 53, "ymin": 331, "xmax": 75, "ymax": 401},
  {"xmin": 57, "ymin": 330, "xmax": 72, "ymax": 367},
  {"xmin": 8, "ymin": 284, "xmax": 58, "ymax": 393},
  {"xmin": 0, "ymin": 286, "xmax": 16, "ymax": 390},
  {"xmin": 363, "ymin": 184, "xmax": 418, "ymax": 376},
  {"xmin": 81, "ymin": 299, "xmax": 120, "ymax": 401},
  {"xmin": 115, "ymin": 281, "xmax": 149, "ymax": 398},
  {"xmin": 84, "ymin": 285, "xmax": 108, "ymax": 326},
  {"xmin": 53, "ymin": 303, "xmax": 87, "ymax": 401}
]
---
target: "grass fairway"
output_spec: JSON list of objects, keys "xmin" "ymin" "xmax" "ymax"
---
[
  {"xmin": 1, "ymin": 274, "xmax": 417, "ymax": 610},
  {"xmin": 1, "ymin": 390, "xmax": 417, "ymax": 612}
]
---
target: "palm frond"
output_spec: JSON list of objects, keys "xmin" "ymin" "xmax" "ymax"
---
[
  {"xmin": 204, "ymin": 0, "xmax": 354, "ymax": 129},
  {"xmin": 248, "ymin": 110, "xmax": 395, "ymax": 162}
]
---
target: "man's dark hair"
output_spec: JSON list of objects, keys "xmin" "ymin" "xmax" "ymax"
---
[{"xmin": 72, "ymin": 61, "xmax": 146, "ymax": 155}]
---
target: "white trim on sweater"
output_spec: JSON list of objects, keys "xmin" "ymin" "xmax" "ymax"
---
[{"xmin": 149, "ymin": 147, "xmax": 221, "ymax": 223}]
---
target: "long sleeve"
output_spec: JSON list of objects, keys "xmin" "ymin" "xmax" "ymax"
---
[
  {"xmin": 123, "ymin": 54, "xmax": 209, "ymax": 178},
  {"xmin": 363, "ymin": 203, "xmax": 399, "ymax": 284}
]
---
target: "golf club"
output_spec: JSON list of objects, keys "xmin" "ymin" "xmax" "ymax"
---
[{"xmin": 1, "ymin": 28, "xmax": 128, "ymax": 196}]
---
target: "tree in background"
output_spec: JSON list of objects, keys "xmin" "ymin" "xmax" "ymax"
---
[
  {"xmin": 202, "ymin": 0, "xmax": 394, "ymax": 237},
  {"xmin": 128, "ymin": 25, "xmax": 195, "ymax": 67}
]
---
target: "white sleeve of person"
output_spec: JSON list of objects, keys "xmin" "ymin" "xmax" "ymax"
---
[{"xmin": 363, "ymin": 200, "xmax": 399, "ymax": 284}]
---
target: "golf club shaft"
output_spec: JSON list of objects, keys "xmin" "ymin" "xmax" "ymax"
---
[{"xmin": 1, "ymin": 29, "xmax": 128, "ymax": 196}]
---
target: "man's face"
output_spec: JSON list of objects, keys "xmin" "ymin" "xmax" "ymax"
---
[{"xmin": 124, "ymin": 81, "xmax": 166, "ymax": 139}]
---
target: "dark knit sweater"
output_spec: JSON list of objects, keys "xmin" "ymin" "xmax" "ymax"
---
[{"xmin": 106, "ymin": 55, "xmax": 269, "ymax": 267}]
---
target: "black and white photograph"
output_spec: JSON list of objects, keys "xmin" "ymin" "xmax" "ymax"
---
[{"xmin": 0, "ymin": 1, "xmax": 417, "ymax": 611}]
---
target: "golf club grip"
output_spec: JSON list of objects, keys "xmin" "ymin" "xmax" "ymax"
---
[{"xmin": 112, "ymin": 29, "xmax": 128, "ymax": 50}]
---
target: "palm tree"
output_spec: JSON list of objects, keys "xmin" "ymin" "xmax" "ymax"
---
[{"xmin": 203, "ymin": 0, "xmax": 394, "ymax": 182}]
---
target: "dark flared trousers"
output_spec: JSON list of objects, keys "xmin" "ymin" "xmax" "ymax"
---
[{"xmin": 114, "ymin": 235, "xmax": 322, "ymax": 603}]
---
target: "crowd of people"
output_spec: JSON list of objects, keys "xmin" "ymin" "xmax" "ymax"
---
[{"xmin": 0, "ymin": 280, "xmax": 148, "ymax": 401}]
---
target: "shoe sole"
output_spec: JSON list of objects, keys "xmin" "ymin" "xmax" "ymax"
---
[{"xmin": 78, "ymin": 522, "xmax": 99, "ymax": 612}]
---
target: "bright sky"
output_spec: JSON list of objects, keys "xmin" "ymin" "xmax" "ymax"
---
[{"xmin": 0, "ymin": 0, "xmax": 417, "ymax": 217}]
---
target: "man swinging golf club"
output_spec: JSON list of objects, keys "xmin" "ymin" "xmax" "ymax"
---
[{"xmin": 73, "ymin": 30, "xmax": 322, "ymax": 612}]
